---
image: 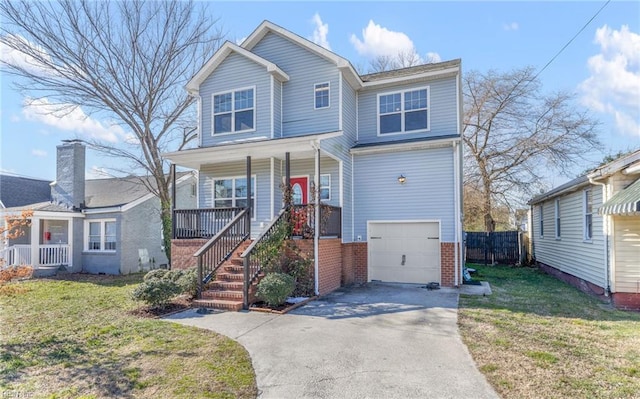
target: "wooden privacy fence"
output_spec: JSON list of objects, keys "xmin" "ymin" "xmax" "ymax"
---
[{"xmin": 465, "ymin": 231, "xmax": 523, "ymax": 265}]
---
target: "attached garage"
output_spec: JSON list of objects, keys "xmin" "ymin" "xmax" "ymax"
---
[{"xmin": 368, "ymin": 221, "xmax": 441, "ymax": 284}]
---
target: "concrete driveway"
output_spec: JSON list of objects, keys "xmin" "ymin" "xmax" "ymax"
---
[{"xmin": 166, "ymin": 283, "xmax": 499, "ymax": 399}]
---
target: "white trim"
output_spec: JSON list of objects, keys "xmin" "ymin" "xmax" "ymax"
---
[
  {"xmin": 280, "ymin": 81, "xmax": 283, "ymax": 138},
  {"xmin": 456, "ymin": 72, "xmax": 461, "ymax": 135},
  {"xmin": 583, "ymin": 188, "xmax": 593, "ymax": 242},
  {"xmin": 350, "ymin": 136, "xmax": 460, "ymax": 156},
  {"xmin": 338, "ymin": 73, "xmax": 343, "ymax": 130},
  {"xmin": 362, "ymin": 66, "xmax": 460, "ymax": 88},
  {"xmin": 211, "ymin": 85, "xmax": 257, "ymax": 136},
  {"xmin": 270, "ymin": 75, "xmax": 275, "ymax": 139},
  {"xmin": 366, "ymin": 220, "xmax": 442, "ymax": 283},
  {"xmin": 84, "ymin": 218, "xmax": 117, "ymax": 253},
  {"xmin": 197, "ymin": 94, "xmax": 203, "ymax": 147},
  {"xmin": 355, "ymin": 90, "xmax": 359, "ymax": 142},
  {"xmin": 376, "ymin": 86, "xmax": 430, "ymax": 136},
  {"xmin": 539, "ymin": 204, "xmax": 544, "ymax": 238},
  {"xmin": 186, "ymin": 41, "xmax": 288, "ymax": 94},
  {"xmin": 211, "ymin": 174, "xmax": 258, "ymax": 221},
  {"xmin": 313, "ymin": 81, "xmax": 330, "ymax": 110}
]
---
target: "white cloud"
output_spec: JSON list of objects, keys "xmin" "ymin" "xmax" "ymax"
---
[
  {"xmin": 350, "ymin": 20, "xmax": 416, "ymax": 59},
  {"xmin": 503, "ymin": 22, "xmax": 519, "ymax": 31},
  {"xmin": 310, "ymin": 13, "xmax": 330, "ymax": 50},
  {"xmin": 22, "ymin": 98, "xmax": 124, "ymax": 143},
  {"xmin": 579, "ymin": 25, "xmax": 640, "ymax": 137},
  {"xmin": 0, "ymin": 34, "xmax": 52, "ymax": 76},
  {"xmin": 31, "ymin": 149, "xmax": 47, "ymax": 157},
  {"xmin": 425, "ymin": 52, "xmax": 442, "ymax": 63},
  {"xmin": 86, "ymin": 166, "xmax": 112, "ymax": 180}
]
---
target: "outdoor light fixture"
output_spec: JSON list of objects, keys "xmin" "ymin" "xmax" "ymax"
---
[{"xmin": 397, "ymin": 175, "xmax": 406, "ymax": 184}]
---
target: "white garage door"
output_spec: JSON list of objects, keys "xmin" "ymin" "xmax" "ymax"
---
[{"xmin": 368, "ymin": 222, "xmax": 440, "ymax": 284}]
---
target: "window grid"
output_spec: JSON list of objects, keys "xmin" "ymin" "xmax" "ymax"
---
[
  {"xmin": 584, "ymin": 189, "xmax": 593, "ymax": 240},
  {"xmin": 213, "ymin": 176, "xmax": 256, "ymax": 219},
  {"xmin": 314, "ymin": 83, "xmax": 330, "ymax": 109},
  {"xmin": 213, "ymin": 88, "xmax": 255, "ymax": 134},
  {"xmin": 555, "ymin": 199, "xmax": 561, "ymax": 239},
  {"xmin": 539, "ymin": 204, "xmax": 544, "ymax": 238},
  {"xmin": 378, "ymin": 88, "xmax": 428, "ymax": 134},
  {"xmin": 319, "ymin": 174, "xmax": 331, "ymax": 201},
  {"xmin": 86, "ymin": 220, "xmax": 116, "ymax": 251}
]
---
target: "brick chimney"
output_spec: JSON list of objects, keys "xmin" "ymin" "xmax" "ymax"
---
[{"xmin": 51, "ymin": 140, "xmax": 85, "ymax": 209}]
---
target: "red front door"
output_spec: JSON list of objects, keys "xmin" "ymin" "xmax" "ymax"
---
[{"xmin": 290, "ymin": 177, "xmax": 308, "ymax": 205}]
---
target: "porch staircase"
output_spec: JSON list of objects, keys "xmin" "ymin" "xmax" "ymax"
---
[{"xmin": 192, "ymin": 240, "xmax": 262, "ymax": 311}]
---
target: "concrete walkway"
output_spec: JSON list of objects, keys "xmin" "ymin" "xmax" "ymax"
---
[{"xmin": 166, "ymin": 283, "xmax": 499, "ymax": 399}]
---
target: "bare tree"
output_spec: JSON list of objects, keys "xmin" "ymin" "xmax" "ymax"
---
[
  {"xmin": 463, "ymin": 67, "xmax": 601, "ymax": 231},
  {"xmin": 368, "ymin": 48, "xmax": 423, "ymax": 73},
  {"xmin": 0, "ymin": 0, "xmax": 223, "ymax": 258}
]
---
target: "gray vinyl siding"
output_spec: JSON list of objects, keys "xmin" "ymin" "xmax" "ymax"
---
[
  {"xmin": 120, "ymin": 198, "xmax": 168, "ymax": 274},
  {"xmin": 199, "ymin": 159, "xmax": 271, "ymax": 237},
  {"xmin": 82, "ymin": 212, "xmax": 121, "ymax": 275},
  {"xmin": 199, "ymin": 53, "xmax": 271, "ymax": 147},
  {"xmin": 353, "ymin": 147, "xmax": 456, "ymax": 242},
  {"xmin": 251, "ymin": 32, "xmax": 339, "ymax": 136},
  {"xmin": 272, "ymin": 158, "xmax": 283, "ymax": 217},
  {"xmin": 357, "ymin": 77, "xmax": 458, "ymax": 145},
  {"xmin": 532, "ymin": 187, "xmax": 606, "ymax": 288},
  {"xmin": 612, "ymin": 216, "xmax": 640, "ymax": 293}
]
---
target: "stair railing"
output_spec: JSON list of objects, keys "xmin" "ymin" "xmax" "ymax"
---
[
  {"xmin": 241, "ymin": 208, "xmax": 289, "ymax": 309},
  {"xmin": 193, "ymin": 208, "xmax": 250, "ymax": 298}
]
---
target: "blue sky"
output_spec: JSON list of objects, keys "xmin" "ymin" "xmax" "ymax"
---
[{"xmin": 1, "ymin": 1, "xmax": 639, "ymax": 187}]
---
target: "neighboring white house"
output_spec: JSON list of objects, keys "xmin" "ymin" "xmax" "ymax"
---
[
  {"xmin": 0, "ymin": 140, "xmax": 196, "ymax": 275},
  {"xmin": 529, "ymin": 150, "xmax": 640, "ymax": 310}
]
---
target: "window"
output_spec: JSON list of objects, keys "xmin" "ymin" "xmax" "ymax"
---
[
  {"xmin": 378, "ymin": 88, "xmax": 429, "ymax": 135},
  {"xmin": 214, "ymin": 176, "xmax": 256, "ymax": 218},
  {"xmin": 555, "ymin": 199, "xmax": 561, "ymax": 239},
  {"xmin": 213, "ymin": 87, "xmax": 255, "ymax": 134},
  {"xmin": 86, "ymin": 219, "xmax": 116, "ymax": 251},
  {"xmin": 584, "ymin": 189, "xmax": 593, "ymax": 240},
  {"xmin": 319, "ymin": 174, "xmax": 331, "ymax": 201},
  {"xmin": 539, "ymin": 204, "xmax": 544, "ymax": 238},
  {"xmin": 314, "ymin": 82, "xmax": 330, "ymax": 109}
]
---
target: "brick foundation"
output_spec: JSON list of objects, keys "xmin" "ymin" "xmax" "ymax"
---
[
  {"xmin": 441, "ymin": 242, "xmax": 461, "ymax": 287},
  {"xmin": 611, "ymin": 293, "xmax": 640, "ymax": 311},
  {"xmin": 318, "ymin": 239, "xmax": 342, "ymax": 295},
  {"xmin": 170, "ymin": 239, "xmax": 206, "ymax": 270},
  {"xmin": 341, "ymin": 242, "xmax": 368, "ymax": 285},
  {"xmin": 537, "ymin": 262, "xmax": 607, "ymax": 297}
]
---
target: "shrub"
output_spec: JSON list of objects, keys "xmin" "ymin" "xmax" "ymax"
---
[
  {"xmin": 0, "ymin": 265, "xmax": 33, "ymax": 283},
  {"xmin": 143, "ymin": 269, "xmax": 169, "ymax": 282},
  {"xmin": 256, "ymin": 273, "xmax": 295, "ymax": 307},
  {"xmin": 284, "ymin": 258, "xmax": 314, "ymax": 297},
  {"xmin": 175, "ymin": 268, "xmax": 198, "ymax": 298},
  {"xmin": 131, "ymin": 279, "xmax": 182, "ymax": 308}
]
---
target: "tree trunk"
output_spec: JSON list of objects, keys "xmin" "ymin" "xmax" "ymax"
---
[{"xmin": 161, "ymin": 202, "xmax": 172, "ymax": 265}]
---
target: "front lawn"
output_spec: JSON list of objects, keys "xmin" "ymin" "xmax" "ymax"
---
[
  {"xmin": 459, "ymin": 264, "xmax": 640, "ymax": 399},
  {"xmin": 0, "ymin": 274, "xmax": 257, "ymax": 398}
]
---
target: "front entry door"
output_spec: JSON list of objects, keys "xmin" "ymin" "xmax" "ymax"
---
[{"xmin": 290, "ymin": 177, "xmax": 308, "ymax": 205}]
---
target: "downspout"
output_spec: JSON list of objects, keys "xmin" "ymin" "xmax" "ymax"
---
[
  {"xmin": 313, "ymin": 143, "xmax": 321, "ymax": 295},
  {"xmin": 588, "ymin": 175, "xmax": 610, "ymax": 296},
  {"xmin": 452, "ymin": 141, "xmax": 461, "ymax": 287}
]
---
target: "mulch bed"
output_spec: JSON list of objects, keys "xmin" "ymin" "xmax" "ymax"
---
[
  {"xmin": 128, "ymin": 296, "xmax": 193, "ymax": 318},
  {"xmin": 249, "ymin": 297, "xmax": 315, "ymax": 314}
]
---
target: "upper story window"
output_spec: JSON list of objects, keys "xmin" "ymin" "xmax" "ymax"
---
[
  {"xmin": 314, "ymin": 82, "xmax": 330, "ymax": 109},
  {"xmin": 378, "ymin": 87, "xmax": 429, "ymax": 135},
  {"xmin": 555, "ymin": 199, "xmax": 561, "ymax": 239},
  {"xmin": 86, "ymin": 219, "xmax": 116, "ymax": 252},
  {"xmin": 213, "ymin": 87, "xmax": 255, "ymax": 134},
  {"xmin": 584, "ymin": 189, "xmax": 593, "ymax": 240}
]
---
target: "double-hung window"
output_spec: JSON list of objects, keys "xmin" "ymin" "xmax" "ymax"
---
[
  {"xmin": 214, "ymin": 176, "xmax": 256, "ymax": 218},
  {"xmin": 213, "ymin": 87, "xmax": 255, "ymax": 134},
  {"xmin": 584, "ymin": 189, "xmax": 593, "ymax": 240},
  {"xmin": 319, "ymin": 174, "xmax": 331, "ymax": 201},
  {"xmin": 86, "ymin": 219, "xmax": 116, "ymax": 251},
  {"xmin": 378, "ymin": 87, "xmax": 429, "ymax": 135},
  {"xmin": 314, "ymin": 82, "xmax": 330, "ymax": 109},
  {"xmin": 555, "ymin": 199, "xmax": 561, "ymax": 239}
]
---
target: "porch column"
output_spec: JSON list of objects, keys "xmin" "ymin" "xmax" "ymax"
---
[
  {"xmin": 170, "ymin": 163, "xmax": 176, "ymax": 241},
  {"xmin": 314, "ymin": 147, "xmax": 320, "ymax": 295},
  {"xmin": 246, "ymin": 156, "xmax": 251, "ymax": 238},
  {"xmin": 68, "ymin": 218, "xmax": 74, "ymax": 271},
  {"xmin": 285, "ymin": 152, "xmax": 291, "ymax": 207},
  {"xmin": 30, "ymin": 217, "xmax": 40, "ymax": 269}
]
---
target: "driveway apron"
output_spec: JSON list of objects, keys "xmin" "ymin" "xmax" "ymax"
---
[{"xmin": 166, "ymin": 283, "xmax": 499, "ymax": 399}]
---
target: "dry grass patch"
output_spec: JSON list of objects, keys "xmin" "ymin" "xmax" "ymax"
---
[
  {"xmin": 459, "ymin": 265, "xmax": 640, "ymax": 399},
  {"xmin": 0, "ymin": 274, "xmax": 256, "ymax": 398}
]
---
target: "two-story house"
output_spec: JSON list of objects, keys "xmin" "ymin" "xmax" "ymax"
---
[{"xmin": 166, "ymin": 21, "xmax": 463, "ymax": 310}]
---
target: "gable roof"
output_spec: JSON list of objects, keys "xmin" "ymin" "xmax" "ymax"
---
[
  {"xmin": 360, "ymin": 59, "xmax": 461, "ymax": 87},
  {"xmin": 185, "ymin": 41, "xmax": 289, "ymax": 95},
  {"xmin": 0, "ymin": 174, "xmax": 52, "ymax": 208}
]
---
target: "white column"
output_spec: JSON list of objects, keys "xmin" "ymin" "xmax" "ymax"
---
[
  {"xmin": 30, "ymin": 217, "xmax": 40, "ymax": 269},
  {"xmin": 314, "ymin": 146, "xmax": 321, "ymax": 295}
]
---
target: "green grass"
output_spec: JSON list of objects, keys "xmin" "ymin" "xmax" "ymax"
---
[
  {"xmin": 0, "ymin": 274, "xmax": 257, "ymax": 398},
  {"xmin": 459, "ymin": 264, "xmax": 640, "ymax": 399}
]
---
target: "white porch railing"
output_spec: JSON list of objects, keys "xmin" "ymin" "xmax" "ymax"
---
[
  {"xmin": 0, "ymin": 244, "xmax": 70, "ymax": 269},
  {"xmin": 39, "ymin": 244, "xmax": 70, "ymax": 267},
  {"xmin": 0, "ymin": 245, "xmax": 31, "ymax": 268}
]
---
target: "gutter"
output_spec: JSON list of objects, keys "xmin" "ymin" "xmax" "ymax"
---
[{"xmin": 588, "ymin": 174, "xmax": 611, "ymax": 296}]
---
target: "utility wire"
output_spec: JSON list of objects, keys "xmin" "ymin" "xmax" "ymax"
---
[{"xmin": 533, "ymin": 0, "xmax": 611, "ymax": 81}]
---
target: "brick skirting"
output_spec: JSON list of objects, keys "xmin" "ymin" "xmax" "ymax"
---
[
  {"xmin": 611, "ymin": 293, "xmax": 640, "ymax": 311},
  {"xmin": 170, "ymin": 239, "xmax": 206, "ymax": 270}
]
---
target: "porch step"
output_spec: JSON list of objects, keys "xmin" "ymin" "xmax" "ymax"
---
[
  {"xmin": 201, "ymin": 289, "xmax": 243, "ymax": 300},
  {"xmin": 216, "ymin": 272, "xmax": 245, "ymax": 281},
  {"xmin": 223, "ymin": 264, "xmax": 245, "ymax": 273},
  {"xmin": 209, "ymin": 281, "xmax": 243, "ymax": 291},
  {"xmin": 192, "ymin": 298, "xmax": 243, "ymax": 312}
]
